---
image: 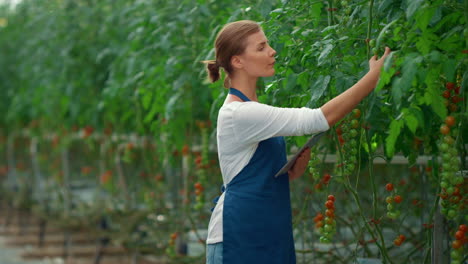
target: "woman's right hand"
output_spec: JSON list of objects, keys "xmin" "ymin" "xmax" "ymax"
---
[{"xmin": 368, "ymin": 47, "xmax": 391, "ymax": 73}]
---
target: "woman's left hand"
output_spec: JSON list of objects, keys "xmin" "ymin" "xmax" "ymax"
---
[{"xmin": 288, "ymin": 147, "xmax": 311, "ymax": 180}]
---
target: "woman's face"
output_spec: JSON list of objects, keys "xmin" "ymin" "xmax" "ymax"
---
[{"xmin": 236, "ymin": 30, "xmax": 277, "ymax": 78}]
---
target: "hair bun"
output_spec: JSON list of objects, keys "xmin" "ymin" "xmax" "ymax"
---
[{"xmin": 203, "ymin": 60, "xmax": 220, "ymax": 83}]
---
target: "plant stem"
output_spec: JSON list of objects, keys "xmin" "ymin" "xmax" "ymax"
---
[
  {"xmin": 366, "ymin": 0, "xmax": 374, "ymax": 59},
  {"xmin": 333, "ymin": 130, "xmax": 392, "ymax": 263}
]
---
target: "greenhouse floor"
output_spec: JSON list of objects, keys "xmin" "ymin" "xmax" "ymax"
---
[
  {"xmin": 0, "ymin": 237, "xmax": 53, "ymax": 264},
  {"xmin": 0, "ymin": 208, "xmax": 168, "ymax": 264}
]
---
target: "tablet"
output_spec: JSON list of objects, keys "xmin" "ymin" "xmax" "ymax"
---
[{"xmin": 274, "ymin": 132, "xmax": 326, "ymax": 177}]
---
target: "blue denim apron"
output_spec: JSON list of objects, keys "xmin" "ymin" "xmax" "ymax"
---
[{"xmin": 220, "ymin": 88, "xmax": 296, "ymax": 264}]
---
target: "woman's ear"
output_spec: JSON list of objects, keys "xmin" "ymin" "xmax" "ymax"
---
[{"xmin": 231, "ymin": 55, "xmax": 243, "ymax": 70}]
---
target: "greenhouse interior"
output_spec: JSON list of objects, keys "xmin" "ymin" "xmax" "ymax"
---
[{"xmin": 0, "ymin": 0, "xmax": 467, "ymax": 263}]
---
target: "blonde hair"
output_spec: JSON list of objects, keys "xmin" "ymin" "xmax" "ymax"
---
[{"xmin": 202, "ymin": 20, "xmax": 261, "ymax": 88}]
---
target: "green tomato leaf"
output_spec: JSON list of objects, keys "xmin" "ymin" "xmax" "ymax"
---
[
  {"xmin": 403, "ymin": 109, "xmax": 418, "ymax": 134},
  {"xmin": 415, "ymin": 6, "xmax": 435, "ymax": 31},
  {"xmin": 443, "ymin": 58, "xmax": 456, "ymax": 83},
  {"xmin": 408, "ymin": 106, "xmax": 425, "ymax": 131},
  {"xmin": 318, "ymin": 44, "xmax": 334, "ymax": 66},
  {"xmin": 406, "ymin": 0, "xmax": 425, "ymax": 20},
  {"xmin": 424, "ymin": 72, "xmax": 447, "ymax": 119},
  {"xmin": 392, "ymin": 53, "xmax": 422, "ymax": 106},
  {"xmin": 385, "ymin": 118, "xmax": 404, "ymax": 158},
  {"xmin": 376, "ymin": 18, "xmax": 399, "ymax": 48},
  {"xmin": 416, "ymin": 32, "xmax": 437, "ymax": 54},
  {"xmin": 285, "ymin": 73, "xmax": 298, "ymax": 91},
  {"xmin": 309, "ymin": 75, "xmax": 330, "ymax": 105},
  {"xmin": 376, "ymin": 52, "xmax": 397, "ymax": 92},
  {"xmin": 310, "ymin": 2, "xmax": 324, "ymax": 27},
  {"xmin": 142, "ymin": 90, "xmax": 153, "ymax": 110}
]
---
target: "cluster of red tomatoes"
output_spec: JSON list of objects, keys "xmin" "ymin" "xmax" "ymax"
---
[
  {"xmin": 450, "ymin": 224, "xmax": 467, "ymax": 264},
  {"xmin": 313, "ymin": 173, "xmax": 332, "ymax": 191},
  {"xmin": 438, "ymin": 81, "xmax": 464, "ymax": 221},
  {"xmin": 442, "ymin": 82, "xmax": 463, "ymax": 113},
  {"xmin": 165, "ymin": 232, "xmax": 178, "ymax": 257},
  {"xmin": 314, "ymin": 194, "xmax": 337, "ymax": 243},
  {"xmin": 393, "ymin": 234, "xmax": 406, "ymax": 246},
  {"xmin": 384, "ymin": 183, "xmax": 403, "ymax": 219}
]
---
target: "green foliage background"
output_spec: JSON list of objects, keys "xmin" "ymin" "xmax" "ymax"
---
[{"xmin": 0, "ymin": 0, "xmax": 466, "ymax": 159}]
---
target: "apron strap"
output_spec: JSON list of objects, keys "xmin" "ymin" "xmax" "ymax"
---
[{"xmin": 229, "ymin": 87, "xmax": 251, "ymax": 102}]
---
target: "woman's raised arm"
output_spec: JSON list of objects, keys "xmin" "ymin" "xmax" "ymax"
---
[{"xmin": 321, "ymin": 47, "xmax": 391, "ymax": 127}]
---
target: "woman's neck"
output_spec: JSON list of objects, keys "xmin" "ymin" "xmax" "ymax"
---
[{"xmin": 229, "ymin": 74, "xmax": 258, "ymax": 102}]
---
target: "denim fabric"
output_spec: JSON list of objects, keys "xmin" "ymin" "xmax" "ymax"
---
[{"xmin": 206, "ymin": 242, "xmax": 223, "ymax": 264}]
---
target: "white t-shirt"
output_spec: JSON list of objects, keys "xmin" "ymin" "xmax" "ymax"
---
[{"xmin": 206, "ymin": 101, "xmax": 330, "ymax": 244}]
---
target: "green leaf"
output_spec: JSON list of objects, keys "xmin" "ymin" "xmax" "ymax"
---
[
  {"xmin": 406, "ymin": 0, "xmax": 425, "ymax": 20},
  {"xmin": 376, "ymin": 18, "xmax": 399, "ymax": 48},
  {"xmin": 443, "ymin": 59, "xmax": 456, "ymax": 82},
  {"xmin": 376, "ymin": 52, "xmax": 397, "ymax": 92},
  {"xmin": 165, "ymin": 91, "xmax": 182, "ymax": 120},
  {"xmin": 310, "ymin": 2, "xmax": 324, "ymax": 27},
  {"xmin": 285, "ymin": 73, "xmax": 298, "ymax": 91},
  {"xmin": 309, "ymin": 75, "xmax": 330, "ymax": 105},
  {"xmin": 403, "ymin": 109, "xmax": 418, "ymax": 134},
  {"xmin": 424, "ymin": 70, "xmax": 447, "ymax": 119},
  {"xmin": 386, "ymin": 118, "xmax": 404, "ymax": 158},
  {"xmin": 416, "ymin": 32, "xmax": 437, "ymax": 54},
  {"xmin": 318, "ymin": 44, "xmax": 334, "ymax": 66},
  {"xmin": 408, "ymin": 106, "xmax": 425, "ymax": 131},
  {"xmin": 426, "ymin": 50, "xmax": 442, "ymax": 63},
  {"xmin": 415, "ymin": 7, "xmax": 435, "ymax": 31},
  {"xmin": 141, "ymin": 90, "xmax": 152, "ymax": 110},
  {"xmin": 391, "ymin": 53, "xmax": 422, "ymax": 106}
]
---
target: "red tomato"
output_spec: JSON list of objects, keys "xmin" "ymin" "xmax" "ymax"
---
[
  {"xmin": 393, "ymin": 238, "xmax": 402, "ymax": 246},
  {"xmin": 452, "ymin": 95, "xmax": 464, "ymax": 103},
  {"xmin": 394, "ymin": 195, "xmax": 403, "ymax": 203},
  {"xmin": 459, "ymin": 225, "xmax": 467, "ymax": 233},
  {"xmin": 445, "ymin": 116, "xmax": 456, "ymax": 127},
  {"xmin": 194, "ymin": 182, "xmax": 203, "ymax": 190},
  {"xmin": 440, "ymin": 124, "xmax": 450, "ymax": 135},
  {"xmin": 452, "ymin": 239, "xmax": 462, "ymax": 249},
  {"xmin": 315, "ymin": 221, "xmax": 324, "ymax": 228},
  {"xmin": 442, "ymin": 90, "xmax": 451, "ymax": 98},
  {"xmin": 448, "ymin": 103, "xmax": 458, "ymax": 112},
  {"xmin": 386, "ymin": 183, "xmax": 394, "ymax": 192},
  {"xmin": 399, "ymin": 234, "xmax": 406, "ymax": 242},
  {"xmin": 446, "ymin": 82, "xmax": 455, "ymax": 90},
  {"xmin": 327, "ymin": 195, "xmax": 335, "ymax": 202},
  {"xmin": 455, "ymin": 230, "xmax": 465, "ymax": 240},
  {"xmin": 314, "ymin": 213, "xmax": 324, "ymax": 222},
  {"xmin": 325, "ymin": 200, "xmax": 334, "ymax": 209}
]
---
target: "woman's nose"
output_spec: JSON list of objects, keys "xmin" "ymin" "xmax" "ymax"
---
[{"xmin": 270, "ymin": 47, "xmax": 276, "ymax": 57}]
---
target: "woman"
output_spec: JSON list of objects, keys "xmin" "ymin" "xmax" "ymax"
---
[{"xmin": 203, "ymin": 20, "xmax": 390, "ymax": 264}]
